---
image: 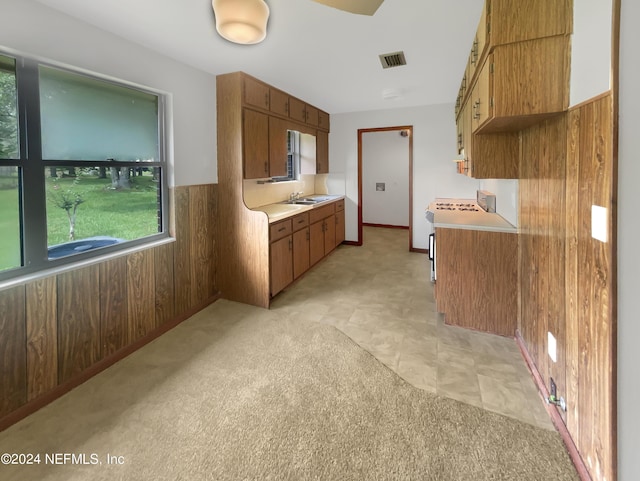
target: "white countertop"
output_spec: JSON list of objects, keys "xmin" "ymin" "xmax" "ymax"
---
[
  {"xmin": 427, "ymin": 198, "xmax": 518, "ymax": 233},
  {"xmin": 251, "ymin": 194, "xmax": 345, "ymax": 223}
]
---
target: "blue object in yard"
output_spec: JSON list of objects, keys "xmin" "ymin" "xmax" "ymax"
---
[{"xmin": 48, "ymin": 236, "xmax": 125, "ymax": 259}]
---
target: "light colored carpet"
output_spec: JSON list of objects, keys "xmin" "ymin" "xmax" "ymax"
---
[{"xmin": 0, "ymin": 300, "xmax": 578, "ymax": 481}]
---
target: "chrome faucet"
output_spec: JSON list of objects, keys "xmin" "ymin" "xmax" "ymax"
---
[{"xmin": 289, "ymin": 191, "xmax": 304, "ymax": 202}]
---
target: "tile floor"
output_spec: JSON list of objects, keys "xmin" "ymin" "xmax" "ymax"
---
[{"xmin": 270, "ymin": 226, "xmax": 554, "ymax": 430}]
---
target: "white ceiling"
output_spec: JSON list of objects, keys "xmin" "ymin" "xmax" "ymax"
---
[{"xmin": 37, "ymin": 0, "xmax": 484, "ymax": 114}]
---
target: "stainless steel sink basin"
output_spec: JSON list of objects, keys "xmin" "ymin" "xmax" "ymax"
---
[{"xmin": 283, "ymin": 199, "xmax": 320, "ymax": 205}]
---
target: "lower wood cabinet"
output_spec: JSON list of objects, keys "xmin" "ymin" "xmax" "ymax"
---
[
  {"xmin": 292, "ymin": 213, "xmax": 310, "ymax": 279},
  {"xmin": 335, "ymin": 200, "xmax": 345, "ymax": 246},
  {"xmin": 309, "ymin": 202, "xmax": 336, "ymax": 266},
  {"xmin": 269, "ymin": 218, "xmax": 293, "ymax": 297},
  {"xmin": 434, "ymin": 227, "xmax": 517, "ymax": 337},
  {"xmin": 270, "ymin": 235, "xmax": 293, "ymax": 297},
  {"xmin": 269, "ymin": 200, "xmax": 344, "ymax": 297}
]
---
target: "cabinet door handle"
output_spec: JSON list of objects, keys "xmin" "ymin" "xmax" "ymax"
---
[
  {"xmin": 264, "ymin": 161, "xmax": 268, "ymax": 174},
  {"xmin": 264, "ymin": 92, "xmax": 269, "ymax": 107},
  {"xmin": 285, "ymin": 101, "xmax": 289, "ymax": 113},
  {"xmin": 278, "ymin": 226, "xmax": 286, "ymax": 232},
  {"xmin": 289, "ymin": 238, "xmax": 292, "ymax": 251},
  {"xmin": 472, "ymin": 100, "xmax": 481, "ymax": 120}
]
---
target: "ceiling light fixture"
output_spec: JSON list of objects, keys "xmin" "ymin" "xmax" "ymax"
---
[{"xmin": 212, "ymin": 0, "xmax": 270, "ymax": 45}]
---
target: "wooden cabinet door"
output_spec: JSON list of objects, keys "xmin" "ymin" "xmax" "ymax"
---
[
  {"xmin": 316, "ymin": 130, "xmax": 329, "ymax": 174},
  {"xmin": 243, "ymin": 109, "xmax": 269, "ymax": 179},
  {"xmin": 293, "ymin": 228, "xmax": 310, "ymax": 279},
  {"xmin": 289, "ymin": 97, "xmax": 306, "ymax": 124},
  {"xmin": 270, "ymin": 89, "xmax": 289, "ymax": 117},
  {"xmin": 324, "ymin": 217, "xmax": 336, "ymax": 255},
  {"xmin": 244, "ymin": 76, "xmax": 269, "ymax": 110},
  {"xmin": 268, "ymin": 116, "xmax": 289, "ymax": 177},
  {"xmin": 335, "ymin": 209, "xmax": 345, "ymax": 246},
  {"xmin": 471, "ymin": 57, "xmax": 492, "ymax": 133},
  {"xmin": 305, "ymin": 104, "xmax": 319, "ymax": 127},
  {"xmin": 456, "ymin": 116, "xmax": 464, "ymax": 154},
  {"xmin": 270, "ymin": 236, "xmax": 293, "ymax": 296},
  {"xmin": 309, "ymin": 220, "xmax": 325, "ymax": 266},
  {"xmin": 462, "ymin": 101, "xmax": 474, "ymax": 176},
  {"xmin": 318, "ymin": 110, "xmax": 330, "ymax": 131},
  {"xmin": 468, "ymin": 1, "xmax": 488, "ymax": 82}
]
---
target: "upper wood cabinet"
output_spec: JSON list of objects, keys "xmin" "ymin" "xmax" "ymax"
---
[
  {"xmin": 466, "ymin": 3, "xmax": 488, "ymax": 88},
  {"xmin": 454, "ymin": 0, "xmax": 572, "ymax": 178},
  {"xmin": 243, "ymin": 109, "xmax": 269, "ymax": 179},
  {"xmin": 288, "ymin": 97, "xmax": 307, "ymax": 124},
  {"xmin": 242, "ymin": 74, "xmax": 330, "ymax": 132},
  {"xmin": 316, "ymin": 130, "xmax": 329, "ymax": 174},
  {"xmin": 472, "ymin": 36, "xmax": 570, "ymax": 134},
  {"xmin": 244, "ymin": 76, "xmax": 270, "ymax": 110},
  {"xmin": 305, "ymin": 104, "xmax": 319, "ymax": 127},
  {"xmin": 489, "ymin": 0, "xmax": 573, "ymax": 47},
  {"xmin": 318, "ymin": 110, "xmax": 330, "ymax": 131},
  {"xmin": 268, "ymin": 116, "xmax": 289, "ymax": 177},
  {"xmin": 270, "ymin": 89, "xmax": 289, "ymax": 117}
]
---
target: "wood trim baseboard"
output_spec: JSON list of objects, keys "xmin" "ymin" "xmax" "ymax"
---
[
  {"xmin": 410, "ymin": 248, "xmax": 428, "ymax": 254},
  {"xmin": 363, "ymin": 223, "xmax": 409, "ymax": 230},
  {"xmin": 341, "ymin": 240, "xmax": 361, "ymax": 246},
  {"xmin": 515, "ymin": 331, "xmax": 592, "ymax": 481},
  {"xmin": 0, "ymin": 293, "xmax": 221, "ymax": 433}
]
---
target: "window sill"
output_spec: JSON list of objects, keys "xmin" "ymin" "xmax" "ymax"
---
[{"xmin": 0, "ymin": 236, "xmax": 175, "ymax": 292}]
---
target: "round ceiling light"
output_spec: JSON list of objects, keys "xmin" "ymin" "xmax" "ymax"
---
[{"xmin": 212, "ymin": 0, "xmax": 270, "ymax": 45}]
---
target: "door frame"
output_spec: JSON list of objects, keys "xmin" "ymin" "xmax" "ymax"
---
[{"xmin": 356, "ymin": 125, "xmax": 415, "ymax": 250}]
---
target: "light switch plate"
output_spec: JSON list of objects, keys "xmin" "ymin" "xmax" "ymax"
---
[
  {"xmin": 591, "ymin": 205, "xmax": 608, "ymax": 242},
  {"xmin": 548, "ymin": 332, "xmax": 557, "ymax": 363}
]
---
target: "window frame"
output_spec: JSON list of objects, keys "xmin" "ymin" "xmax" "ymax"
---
[{"xmin": 0, "ymin": 50, "xmax": 169, "ymax": 283}]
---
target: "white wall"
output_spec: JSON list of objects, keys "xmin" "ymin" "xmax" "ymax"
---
[
  {"xmin": 0, "ymin": 0, "xmax": 217, "ymax": 187},
  {"xmin": 570, "ymin": 0, "xmax": 612, "ymax": 106},
  {"xmin": 362, "ymin": 130, "xmax": 410, "ymax": 227},
  {"xmin": 618, "ymin": 1, "xmax": 639, "ymax": 479},
  {"xmin": 330, "ymin": 103, "xmax": 479, "ymax": 249},
  {"xmin": 479, "ymin": 179, "xmax": 518, "ymax": 227}
]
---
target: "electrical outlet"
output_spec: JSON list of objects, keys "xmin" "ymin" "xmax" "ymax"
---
[
  {"xmin": 550, "ymin": 377, "xmax": 557, "ymax": 399},
  {"xmin": 547, "ymin": 331, "xmax": 557, "ymax": 363}
]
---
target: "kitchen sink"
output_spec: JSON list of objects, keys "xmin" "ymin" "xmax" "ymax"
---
[{"xmin": 282, "ymin": 198, "xmax": 321, "ymax": 205}]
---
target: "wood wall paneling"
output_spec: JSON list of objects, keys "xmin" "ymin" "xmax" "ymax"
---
[
  {"xmin": 25, "ymin": 277, "xmax": 58, "ymax": 401},
  {"xmin": 57, "ymin": 266, "xmax": 101, "ymax": 384},
  {"xmin": 99, "ymin": 257, "xmax": 129, "ymax": 357},
  {"xmin": 564, "ymin": 107, "xmax": 581, "ymax": 444},
  {"xmin": 1, "ymin": 183, "xmax": 218, "ymax": 429},
  {"xmin": 574, "ymin": 96, "xmax": 614, "ymax": 481},
  {"xmin": 127, "ymin": 250, "xmax": 155, "ymax": 344},
  {"xmin": 189, "ymin": 185, "xmax": 216, "ymax": 307},
  {"xmin": 519, "ymin": 94, "xmax": 615, "ymax": 481},
  {"xmin": 0, "ymin": 286, "xmax": 26, "ymax": 417},
  {"xmin": 154, "ymin": 242, "xmax": 176, "ymax": 328},
  {"xmin": 174, "ymin": 186, "xmax": 193, "ymax": 314}
]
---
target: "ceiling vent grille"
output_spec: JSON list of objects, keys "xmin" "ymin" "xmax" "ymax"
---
[{"xmin": 379, "ymin": 51, "xmax": 407, "ymax": 69}]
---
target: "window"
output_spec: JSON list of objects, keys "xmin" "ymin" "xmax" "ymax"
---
[{"xmin": 0, "ymin": 51, "xmax": 167, "ymax": 281}]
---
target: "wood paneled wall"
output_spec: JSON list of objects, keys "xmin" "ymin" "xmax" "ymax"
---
[
  {"xmin": 0, "ymin": 183, "xmax": 217, "ymax": 428},
  {"xmin": 519, "ymin": 94, "xmax": 615, "ymax": 481}
]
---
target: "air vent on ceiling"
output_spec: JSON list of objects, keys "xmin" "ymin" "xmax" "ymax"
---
[{"xmin": 379, "ymin": 51, "xmax": 407, "ymax": 69}]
